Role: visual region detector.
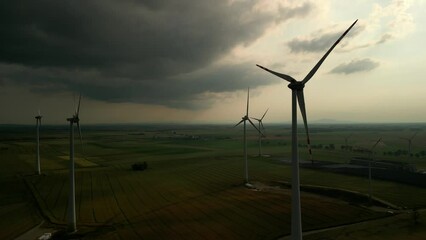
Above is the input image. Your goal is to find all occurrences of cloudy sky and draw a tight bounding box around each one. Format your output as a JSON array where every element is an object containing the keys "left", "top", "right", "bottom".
[{"left": 1, "top": 0, "right": 425, "bottom": 124}]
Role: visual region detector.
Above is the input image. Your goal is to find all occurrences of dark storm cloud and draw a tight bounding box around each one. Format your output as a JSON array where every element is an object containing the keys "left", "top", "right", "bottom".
[
  {"left": 329, "top": 58, "right": 379, "bottom": 75},
  {"left": 0, "top": 0, "right": 313, "bottom": 108}
]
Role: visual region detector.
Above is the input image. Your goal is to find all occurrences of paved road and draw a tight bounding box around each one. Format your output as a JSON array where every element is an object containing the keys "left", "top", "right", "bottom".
[{"left": 15, "top": 221, "right": 57, "bottom": 240}]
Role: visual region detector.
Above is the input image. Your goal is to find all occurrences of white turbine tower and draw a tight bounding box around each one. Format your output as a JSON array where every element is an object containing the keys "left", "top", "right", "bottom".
[
  {"left": 35, "top": 111, "right": 42, "bottom": 175},
  {"left": 234, "top": 88, "right": 263, "bottom": 186},
  {"left": 251, "top": 108, "right": 269, "bottom": 157},
  {"left": 400, "top": 132, "right": 418, "bottom": 159},
  {"left": 369, "top": 137, "right": 381, "bottom": 205},
  {"left": 256, "top": 20, "right": 358, "bottom": 240},
  {"left": 66, "top": 94, "right": 83, "bottom": 233}
]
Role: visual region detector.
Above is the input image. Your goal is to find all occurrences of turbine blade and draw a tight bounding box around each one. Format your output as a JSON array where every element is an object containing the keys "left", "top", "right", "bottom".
[
  {"left": 248, "top": 118, "right": 265, "bottom": 137},
  {"left": 234, "top": 119, "right": 244, "bottom": 128},
  {"left": 250, "top": 117, "right": 261, "bottom": 121},
  {"left": 76, "top": 122, "right": 83, "bottom": 146},
  {"left": 77, "top": 122, "right": 84, "bottom": 156},
  {"left": 302, "top": 19, "right": 358, "bottom": 84},
  {"left": 411, "top": 132, "right": 418, "bottom": 140},
  {"left": 371, "top": 137, "right": 381, "bottom": 150},
  {"left": 256, "top": 64, "right": 296, "bottom": 83},
  {"left": 296, "top": 89, "right": 312, "bottom": 161},
  {"left": 261, "top": 108, "right": 269, "bottom": 120},
  {"left": 246, "top": 88, "right": 249, "bottom": 116},
  {"left": 260, "top": 121, "right": 265, "bottom": 130},
  {"left": 73, "top": 93, "right": 76, "bottom": 114},
  {"left": 77, "top": 94, "right": 82, "bottom": 116}
]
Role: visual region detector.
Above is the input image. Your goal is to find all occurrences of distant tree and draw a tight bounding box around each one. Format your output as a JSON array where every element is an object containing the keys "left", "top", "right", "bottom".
[{"left": 132, "top": 162, "right": 148, "bottom": 171}]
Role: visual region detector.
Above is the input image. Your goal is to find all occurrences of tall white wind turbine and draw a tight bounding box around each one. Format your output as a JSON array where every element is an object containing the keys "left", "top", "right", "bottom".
[
  {"left": 256, "top": 20, "right": 358, "bottom": 240},
  {"left": 368, "top": 137, "right": 381, "bottom": 205},
  {"left": 66, "top": 94, "right": 83, "bottom": 233},
  {"left": 400, "top": 132, "right": 418, "bottom": 159},
  {"left": 35, "top": 110, "right": 42, "bottom": 175},
  {"left": 234, "top": 88, "right": 263, "bottom": 186},
  {"left": 251, "top": 108, "right": 269, "bottom": 157}
]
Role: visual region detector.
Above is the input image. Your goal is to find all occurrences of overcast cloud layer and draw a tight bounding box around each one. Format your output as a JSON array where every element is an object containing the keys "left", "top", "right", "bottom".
[{"left": 0, "top": 0, "right": 313, "bottom": 108}]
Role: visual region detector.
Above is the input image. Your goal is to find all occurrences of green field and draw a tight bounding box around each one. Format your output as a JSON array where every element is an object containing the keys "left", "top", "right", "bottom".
[{"left": 1, "top": 123, "right": 426, "bottom": 239}]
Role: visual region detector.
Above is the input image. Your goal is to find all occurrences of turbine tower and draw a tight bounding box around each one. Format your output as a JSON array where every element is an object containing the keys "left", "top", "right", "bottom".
[
  {"left": 256, "top": 20, "right": 358, "bottom": 240},
  {"left": 251, "top": 108, "right": 269, "bottom": 157},
  {"left": 35, "top": 111, "right": 42, "bottom": 175},
  {"left": 369, "top": 137, "right": 381, "bottom": 205},
  {"left": 400, "top": 132, "right": 418, "bottom": 159},
  {"left": 234, "top": 88, "right": 263, "bottom": 186},
  {"left": 66, "top": 94, "right": 83, "bottom": 233}
]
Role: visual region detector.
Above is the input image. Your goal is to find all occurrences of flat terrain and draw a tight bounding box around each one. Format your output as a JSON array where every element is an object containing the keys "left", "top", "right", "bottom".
[{"left": 1, "top": 123, "right": 426, "bottom": 239}]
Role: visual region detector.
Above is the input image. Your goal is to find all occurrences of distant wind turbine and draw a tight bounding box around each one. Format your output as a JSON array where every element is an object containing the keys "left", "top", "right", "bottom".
[
  {"left": 344, "top": 134, "right": 352, "bottom": 150},
  {"left": 35, "top": 110, "right": 42, "bottom": 175},
  {"left": 400, "top": 132, "right": 418, "bottom": 159},
  {"left": 251, "top": 108, "right": 269, "bottom": 157},
  {"left": 234, "top": 88, "right": 263, "bottom": 186},
  {"left": 256, "top": 19, "right": 358, "bottom": 240},
  {"left": 344, "top": 134, "right": 353, "bottom": 163},
  {"left": 368, "top": 137, "right": 381, "bottom": 205},
  {"left": 66, "top": 94, "right": 83, "bottom": 233}
]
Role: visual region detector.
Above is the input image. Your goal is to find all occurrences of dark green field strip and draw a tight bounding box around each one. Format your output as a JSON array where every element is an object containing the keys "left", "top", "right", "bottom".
[
  {"left": 121, "top": 173, "right": 179, "bottom": 213},
  {"left": 298, "top": 168, "right": 426, "bottom": 208},
  {"left": 219, "top": 193, "right": 288, "bottom": 239},
  {"left": 0, "top": 203, "right": 41, "bottom": 240},
  {"left": 215, "top": 189, "right": 284, "bottom": 234},
  {"left": 92, "top": 173, "right": 127, "bottom": 223},
  {"left": 77, "top": 172, "right": 97, "bottom": 223},
  {"left": 134, "top": 209, "right": 183, "bottom": 239},
  {"left": 138, "top": 196, "right": 238, "bottom": 239},
  {"left": 36, "top": 174, "right": 67, "bottom": 222},
  {"left": 163, "top": 199, "right": 225, "bottom": 239},
  {"left": 191, "top": 198, "right": 245, "bottom": 239},
  {"left": 194, "top": 191, "right": 271, "bottom": 239},
  {"left": 222, "top": 188, "right": 290, "bottom": 226},
  {"left": 106, "top": 174, "right": 142, "bottom": 221}
]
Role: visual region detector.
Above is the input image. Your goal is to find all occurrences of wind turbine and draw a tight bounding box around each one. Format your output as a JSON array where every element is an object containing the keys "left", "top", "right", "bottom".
[
  {"left": 234, "top": 88, "right": 263, "bottom": 186},
  {"left": 35, "top": 110, "right": 42, "bottom": 175},
  {"left": 66, "top": 94, "right": 83, "bottom": 233},
  {"left": 256, "top": 19, "right": 358, "bottom": 240},
  {"left": 368, "top": 137, "right": 381, "bottom": 205},
  {"left": 344, "top": 134, "right": 352, "bottom": 150},
  {"left": 400, "top": 132, "right": 418, "bottom": 159},
  {"left": 251, "top": 108, "right": 269, "bottom": 157},
  {"left": 344, "top": 134, "right": 353, "bottom": 163}
]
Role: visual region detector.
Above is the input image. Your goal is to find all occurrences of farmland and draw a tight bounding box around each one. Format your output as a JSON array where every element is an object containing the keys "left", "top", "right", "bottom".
[{"left": 1, "top": 123, "right": 426, "bottom": 239}]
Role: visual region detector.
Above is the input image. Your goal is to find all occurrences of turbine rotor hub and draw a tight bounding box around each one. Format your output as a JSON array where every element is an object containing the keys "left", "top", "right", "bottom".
[{"left": 287, "top": 81, "right": 305, "bottom": 90}]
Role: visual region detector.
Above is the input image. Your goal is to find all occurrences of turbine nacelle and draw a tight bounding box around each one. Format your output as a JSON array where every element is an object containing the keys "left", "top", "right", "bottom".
[
  {"left": 287, "top": 81, "right": 305, "bottom": 90},
  {"left": 67, "top": 116, "right": 79, "bottom": 123}
]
